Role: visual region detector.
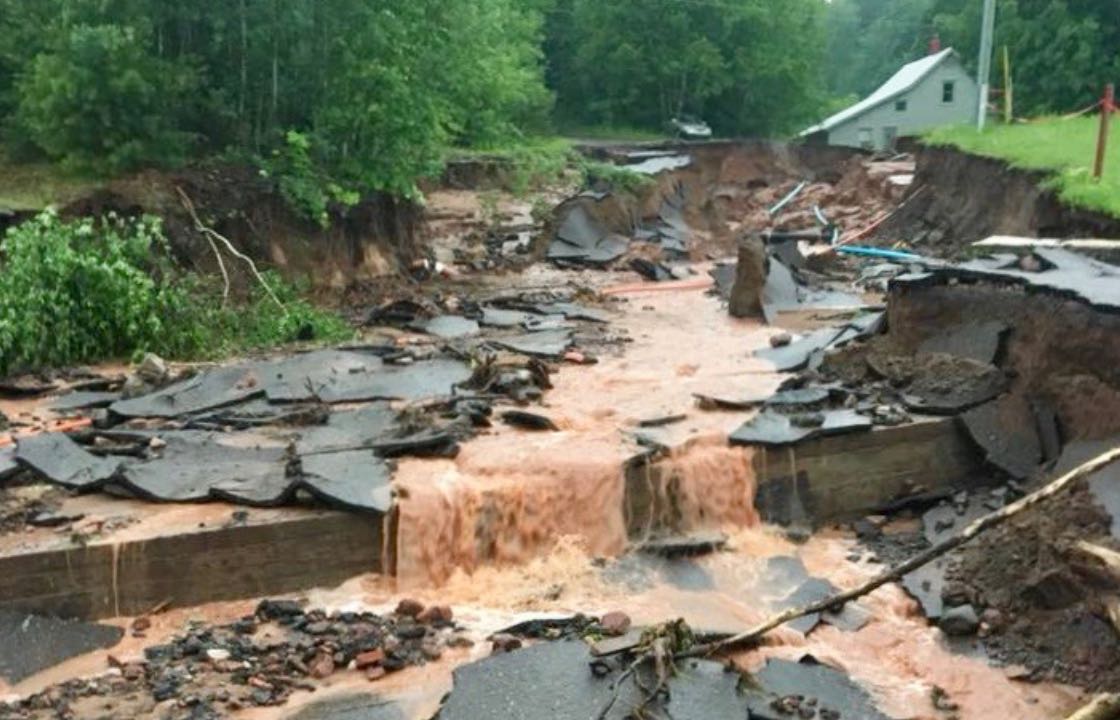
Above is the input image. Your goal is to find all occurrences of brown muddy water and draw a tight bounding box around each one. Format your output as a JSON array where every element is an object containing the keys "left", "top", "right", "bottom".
[{"left": 0, "top": 266, "right": 1092, "bottom": 719}]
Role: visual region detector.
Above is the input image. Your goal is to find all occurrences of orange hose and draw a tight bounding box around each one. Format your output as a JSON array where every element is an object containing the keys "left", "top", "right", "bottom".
[{"left": 601, "top": 277, "right": 714, "bottom": 296}]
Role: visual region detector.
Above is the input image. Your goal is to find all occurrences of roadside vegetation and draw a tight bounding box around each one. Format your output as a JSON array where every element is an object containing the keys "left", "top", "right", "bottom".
[
  {"left": 926, "top": 117, "right": 1120, "bottom": 217},
  {"left": 0, "top": 212, "right": 351, "bottom": 375}
]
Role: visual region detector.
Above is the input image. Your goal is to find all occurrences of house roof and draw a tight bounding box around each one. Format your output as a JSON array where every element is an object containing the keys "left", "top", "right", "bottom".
[{"left": 802, "top": 48, "right": 958, "bottom": 135}]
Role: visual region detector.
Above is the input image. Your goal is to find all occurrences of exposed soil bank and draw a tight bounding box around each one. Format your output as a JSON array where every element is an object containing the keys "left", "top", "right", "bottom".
[
  {"left": 60, "top": 164, "right": 424, "bottom": 290},
  {"left": 548, "top": 141, "right": 893, "bottom": 262},
  {"left": 878, "top": 145, "right": 1120, "bottom": 254}
]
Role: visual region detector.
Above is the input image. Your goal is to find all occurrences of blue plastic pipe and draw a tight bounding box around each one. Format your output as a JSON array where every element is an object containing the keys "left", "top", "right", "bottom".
[{"left": 836, "top": 245, "right": 924, "bottom": 262}]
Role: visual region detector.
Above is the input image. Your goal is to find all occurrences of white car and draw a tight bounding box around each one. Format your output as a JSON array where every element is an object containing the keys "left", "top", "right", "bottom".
[{"left": 669, "top": 117, "right": 713, "bottom": 140}]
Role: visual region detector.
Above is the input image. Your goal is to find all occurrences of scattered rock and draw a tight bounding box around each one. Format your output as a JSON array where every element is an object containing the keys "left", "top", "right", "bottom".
[
  {"left": 355, "top": 649, "right": 385, "bottom": 669},
  {"left": 599, "top": 611, "right": 631, "bottom": 637},
  {"left": 366, "top": 665, "right": 387, "bottom": 681},
  {"left": 308, "top": 653, "right": 335, "bottom": 679},
  {"left": 395, "top": 598, "right": 425, "bottom": 617},
  {"left": 136, "top": 353, "right": 170, "bottom": 385},
  {"left": 770, "top": 332, "right": 793, "bottom": 348},
  {"left": 417, "top": 604, "right": 454, "bottom": 625},
  {"left": 490, "top": 634, "right": 523, "bottom": 654},
  {"left": 939, "top": 604, "right": 980, "bottom": 636}
]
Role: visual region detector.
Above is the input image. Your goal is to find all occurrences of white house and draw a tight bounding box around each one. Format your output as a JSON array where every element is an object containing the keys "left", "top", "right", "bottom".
[{"left": 801, "top": 47, "right": 979, "bottom": 151}]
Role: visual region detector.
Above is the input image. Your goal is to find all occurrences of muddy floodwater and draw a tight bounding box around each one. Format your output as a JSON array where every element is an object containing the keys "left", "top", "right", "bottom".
[{"left": 1, "top": 270, "right": 1085, "bottom": 720}]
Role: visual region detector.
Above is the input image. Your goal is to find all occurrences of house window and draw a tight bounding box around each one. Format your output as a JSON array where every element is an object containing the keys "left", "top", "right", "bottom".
[
  {"left": 857, "top": 128, "right": 873, "bottom": 150},
  {"left": 942, "top": 81, "right": 955, "bottom": 103},
  {"left": 895, "top": 99, "right": 908, "bottom": 112}
]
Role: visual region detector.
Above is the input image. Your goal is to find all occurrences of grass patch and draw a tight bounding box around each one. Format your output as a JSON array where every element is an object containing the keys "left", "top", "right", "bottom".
[
  {"left": 925, "top": 117, "right": 1120, "bottom": 218},
  {"left": 0, "top": 150, "right": 104, "bottom": 211},
  {"left": 0, "top": 211, "right": 353, "bottom": 374}
]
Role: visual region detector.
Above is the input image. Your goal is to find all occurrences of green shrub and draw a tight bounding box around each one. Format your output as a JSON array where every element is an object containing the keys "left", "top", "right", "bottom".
[
  {"left": 260, "top": 131, "right": 358, "bottom": 228},
  {"left": 0, "top": 211, "right": 353, "bottom": 374}
]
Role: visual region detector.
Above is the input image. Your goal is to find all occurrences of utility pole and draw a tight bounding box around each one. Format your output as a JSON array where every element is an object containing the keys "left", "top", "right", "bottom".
[{"left": 976, "top": 0, "right": 997, "bottom": 130}]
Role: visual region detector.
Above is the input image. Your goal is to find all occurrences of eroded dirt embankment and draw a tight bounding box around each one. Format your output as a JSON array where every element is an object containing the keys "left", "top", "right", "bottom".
[
  {"left": 60, "top": 165, "right": 425, "bottom": 290},
  {"left": 878, "top": 145, "right": 1120, "bottom": 254}
]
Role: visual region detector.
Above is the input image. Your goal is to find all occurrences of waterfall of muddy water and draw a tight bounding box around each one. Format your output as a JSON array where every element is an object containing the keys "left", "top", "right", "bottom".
[{"left": 393, "top": 279, "right": 779, "bottom": 584}]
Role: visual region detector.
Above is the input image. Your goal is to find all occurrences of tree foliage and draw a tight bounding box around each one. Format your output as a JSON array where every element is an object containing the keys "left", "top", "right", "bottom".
[
  {"left": 545, "top": 0, "right": 825, "bottom": 137},
  {"left": 0, "top": 0, "right": 552, "bottom": 193}
]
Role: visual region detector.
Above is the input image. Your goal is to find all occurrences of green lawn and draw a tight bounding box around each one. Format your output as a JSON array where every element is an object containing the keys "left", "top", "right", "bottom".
[{"left": 925, "top": 116, "right": 1120, "bottom": 218}]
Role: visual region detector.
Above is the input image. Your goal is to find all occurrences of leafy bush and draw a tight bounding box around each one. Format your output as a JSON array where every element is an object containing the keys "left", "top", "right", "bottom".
[
  {"left": 0, "top": 211, "right": 352, "bottom": 374},
  {"left": 259, "top": 131, "right": 358, "bottom": 228}
]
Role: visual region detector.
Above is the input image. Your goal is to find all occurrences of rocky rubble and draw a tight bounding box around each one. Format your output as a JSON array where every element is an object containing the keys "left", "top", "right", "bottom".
[{"left": 0, "top": 599, "right": 467, "bottom": 720}]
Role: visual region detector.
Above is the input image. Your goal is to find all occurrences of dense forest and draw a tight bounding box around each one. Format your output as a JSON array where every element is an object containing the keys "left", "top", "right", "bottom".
[{"left": 0, "top": 0, "right": 1116, "bottom": 195}]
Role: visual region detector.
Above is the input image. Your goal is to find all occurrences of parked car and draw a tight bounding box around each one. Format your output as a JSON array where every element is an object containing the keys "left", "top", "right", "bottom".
[{"left": 668, "top": 116, "right": 713, "bottom": 140}]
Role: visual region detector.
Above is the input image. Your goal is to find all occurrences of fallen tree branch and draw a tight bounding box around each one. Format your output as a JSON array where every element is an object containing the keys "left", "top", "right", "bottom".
[
  {"left": 1065, "top": 694, "right": 1120, "bottom": 720},
  {"left": 680, "top": 446, "right": 1120, "bottom": 659},
  {"left": 175, "top": 185, "right": 286, "bottom": 311},
  {"left": 1073, "top": 541, "right": 1120, "bottom": 581}
]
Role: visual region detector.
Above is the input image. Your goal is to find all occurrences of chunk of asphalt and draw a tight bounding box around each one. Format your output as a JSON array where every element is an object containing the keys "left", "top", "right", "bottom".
[
  {"left": 491, "top": 330, "right": 572, "bottom": 358},
  {"left": 744, "top": 657, "right": 890, "bottom": 720},
  {"left": 266, "top": 356, "right": 471, "bottom": 404},
  {"left": 753, "top": 327, "right": 846, "bottom": 372},
  {"left": 0, "top": 447, "right": 19, "bottom": 483},
  {"left": 960, "top": 396, "right": 1043, "bottom": 480},
  {"left": 118, "top": 431, "right": 292, "bottom": 505},
  {"left": 730, "top": 409, "right": 871, "bottom": 447},
  {"left": 0, "top": 611, "right": 124, "bottom": 683},
  {"left": 501, "top": 411, "right": 559, "bottom": 432},
  {"left": 479, "top": 306, "right": 535, "bottom": 329},
  {"left": 918, "top": 321, "right": 1008, "bottom": 364},
  {"left": 112, "top": 351, "right": 471, "bottom": 418},
  {"left": 765, "top": 387, "right": 830, "bottom": 407},
  {"left": 437, "top": 639, "right": 748, "bottom": 720},
  {"left": 531, "top": 302, "right": 610, "bottom": 324},
  {"left": 110, "top": 364, "right": 266, "bottom": 418},
  {"left": 50, "top": 391, "right": 121, "bottom": 411},
  {"left": 418, "top": 315, "right": 480, "bottom": 339},
  {"left": 708, "top": 263, "right": 736, "bottom": 301},
  {"left": 298, "top": 450, "right": 394, "bottom": 513},
  {"left": 778, "top": 577, "right": 837, "bottom": 634},
  {"left": 15, "top": 433, "right": 120, "bottom": 490}
]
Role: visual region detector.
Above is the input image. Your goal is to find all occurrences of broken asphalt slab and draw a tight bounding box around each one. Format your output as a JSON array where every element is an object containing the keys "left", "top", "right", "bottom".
[
  {"left": 437, "top": 639, "right": 749, "bottom": 720},
  {"left": 0, "top": 611, "right": 124, "bottom": 683},
  {"left": 895, "top": 248, "right": 1120, "bottom": 312},
  {"left": 110, "top": 351, "right": 471, "bottom": 418},
  {"left": 918, "top": 321, "right": 1008, "bottom": 364},
  {"left": 752, "top": 313, "right": 884, "bottom": 372},
  {"left": 960, "top": 396, "right": 1043, "bottom": 480},
  {"left": 491, "top": 330, "right": 572, "bottom": 358},
  {"left": 744, "top": 657, "right": 890, "bottom": 720},
  {"left": 15, "top": 433, "right": 120, "bottom": 490},
  {"left": 730, "top": 409, "right": 871, "bottom": 447}
]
